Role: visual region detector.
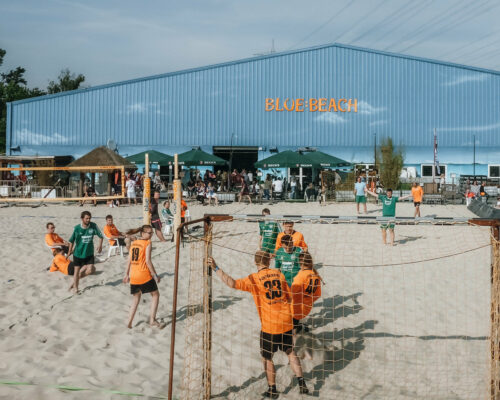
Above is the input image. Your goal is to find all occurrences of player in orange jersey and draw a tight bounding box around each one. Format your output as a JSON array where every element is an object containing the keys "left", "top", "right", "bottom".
[
  {"left": 275, "top": 221, "right": 307, "bottom": 253},
  {"left": 49, "top": 247, "right": 94, "bottom": 291},
  {"left": 208, "top": 251, "right": 308, "bottom": 398},
  {"left": 291, "top": 252, "right": 322, "bottom": 335},
  {"left": 123, "top": 225, "right": 162, "bottom": 329}
]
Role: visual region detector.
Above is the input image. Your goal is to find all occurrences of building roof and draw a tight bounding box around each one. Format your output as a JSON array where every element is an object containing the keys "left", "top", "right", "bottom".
[
  {"left": 68, "top": 146, "right": 136, "bottom": 169},
  {"left": 10, "top": 42, "right": 500, "bottom": 106}
]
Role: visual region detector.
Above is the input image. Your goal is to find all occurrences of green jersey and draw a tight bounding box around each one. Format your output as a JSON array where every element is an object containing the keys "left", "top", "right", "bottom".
[
  {"left": 259, "top": 221, "right": 281, "bottom": 253},
  {"left": 274, "top": 246, "right": 302, "bottom": 287},
  {"left": 378, "top": 194, "right": 399, "bottom": 217},
  {"left": 69, "top": 222, "right": 103, "bottom": 258}
]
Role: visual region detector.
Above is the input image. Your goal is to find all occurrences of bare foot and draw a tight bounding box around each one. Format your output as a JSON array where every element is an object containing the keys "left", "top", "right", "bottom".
[
  {"left": 127, "top": 322, "right": 133, "bottom": 329},
  {"left": 150, "top": 320, "right": 166, "bottom": 329},
  {"left": 68, "top": 283, "right": 74, "bottom": 291}
]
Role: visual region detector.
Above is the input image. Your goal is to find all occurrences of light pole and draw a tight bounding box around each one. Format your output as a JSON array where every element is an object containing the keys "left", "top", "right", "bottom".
[
  {"left": 228, "top": 133, "right": 236, "bottom": 190},
  {"left": 473, "top": 134, "right": 476, "bottom": 177}
]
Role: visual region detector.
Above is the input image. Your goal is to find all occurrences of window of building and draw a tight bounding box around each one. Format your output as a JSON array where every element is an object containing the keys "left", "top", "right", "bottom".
[
  {"left": 489, "top": 165, "right": 500, "bottom": 178},
  {"left": 421, "top": 164, "right": 446, "bottom": 177}
]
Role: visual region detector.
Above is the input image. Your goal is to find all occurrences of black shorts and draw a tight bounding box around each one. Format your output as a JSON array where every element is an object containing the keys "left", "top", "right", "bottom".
[
  {"left": 111, "top": 238, "right": 127, "bottom": 246},
  {"left": 67, "top": 262, "right": 75, "bottom": 276},
  {"left": 73, "top": 255, "right": 95, "bottom": 267},
  {"left": 151, "top": 218, "right": 162, "bottom": 230},
  {"left": 260, "top": 330, "right": 293, "bottom": 360},
  {"left": 414, "top": 201, "right": 421, "bottom": 207},
  {"left": 130, "top": 278, "right": 158, "bottom": 295}
]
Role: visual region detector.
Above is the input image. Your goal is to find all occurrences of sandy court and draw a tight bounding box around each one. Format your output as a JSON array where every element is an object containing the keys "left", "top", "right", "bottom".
[{"left": 0, "top": 200, "right": 493, "bottom": 399}]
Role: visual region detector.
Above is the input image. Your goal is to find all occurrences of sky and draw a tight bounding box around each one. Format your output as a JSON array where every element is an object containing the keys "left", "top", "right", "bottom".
[{"left": 1, "top": 0, "right": 500, "bottom": 89}]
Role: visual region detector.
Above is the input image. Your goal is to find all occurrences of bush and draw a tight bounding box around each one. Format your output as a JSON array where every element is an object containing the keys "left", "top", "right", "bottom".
[{"left": 377, "top": 137, "right": 404, "bottom": 190}]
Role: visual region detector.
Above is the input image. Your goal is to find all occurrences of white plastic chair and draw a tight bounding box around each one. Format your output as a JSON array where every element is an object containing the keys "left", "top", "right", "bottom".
[
  {"left": 105, "top": 234, "right": 124, "bottom": 258},
  {"left": 161, "top": 212, "right": 174, "bottom": 237}
]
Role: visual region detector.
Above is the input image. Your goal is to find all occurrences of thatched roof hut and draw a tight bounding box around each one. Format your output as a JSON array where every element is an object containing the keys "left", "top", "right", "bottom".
[
  {"left": 68, "top": 147, "right": 136, "bottom": 196},
  {"left": 68, "top": 146, "right": 136, "bottom": 169}
]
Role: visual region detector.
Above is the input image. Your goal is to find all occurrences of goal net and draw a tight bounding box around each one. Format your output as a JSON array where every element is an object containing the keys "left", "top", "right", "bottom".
[{"left": 179, "top": 215, "right": 498, "bottom": 400}]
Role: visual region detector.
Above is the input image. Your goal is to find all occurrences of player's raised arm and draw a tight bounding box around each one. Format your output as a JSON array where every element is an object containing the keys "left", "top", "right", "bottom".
[
  {"left": 366, "top": 189, "right": 378, "bottom": 198},
  {"left": 208, "top": 257, "right": 236, "bottom": 288}
]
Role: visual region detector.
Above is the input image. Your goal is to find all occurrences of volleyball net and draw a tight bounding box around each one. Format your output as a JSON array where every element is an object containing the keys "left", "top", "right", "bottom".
[
  {"left": 173, "top": 214, "right": 500, "bottom": 400},
  {"left": 0, "top": 165, "right": 126, "bottom": 203}
]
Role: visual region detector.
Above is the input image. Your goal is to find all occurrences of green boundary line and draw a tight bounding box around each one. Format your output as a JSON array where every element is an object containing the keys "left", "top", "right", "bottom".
[{"left": 0, "top": 380, "right": 168, "bottom": 399}]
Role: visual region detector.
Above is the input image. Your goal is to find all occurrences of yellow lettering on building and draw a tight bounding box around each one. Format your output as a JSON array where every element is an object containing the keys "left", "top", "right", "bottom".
[
  {"left": 295, "top": 98, "right": 304, "bottom": 112},
  {"left": 275, "top": 98, "right": 284, "bottom": 112},
  {"left": 318, "top": 98, "right": 327, "bottom": 112},
  {"left": 348, "top": 98, "right": 357, "bottom": 113},
  {"left": 338, "top": 99, "right": 347, "bottom": 112},
  {"left": 283, "top": 98, "right": 295, "bottom": 111},
  {"left": 265, "top": 98, "right": 275, "bottom": 111},
  {"left": 328, "top": 98, "right": 338, "bottom": 112},
  {"left": 309, "top": 98, "right": 318, "bottom": 112}
]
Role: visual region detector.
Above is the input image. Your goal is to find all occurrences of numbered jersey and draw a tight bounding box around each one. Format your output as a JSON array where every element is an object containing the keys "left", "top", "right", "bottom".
[
  {"left": 291, "top": 269, "right": 322, "bottom": 320},
  {"left": 235, "top": 268, "right": 293, "bottom": 335},
  {"left": 129, "top": 239, "right": 152, "bottom": 285}
]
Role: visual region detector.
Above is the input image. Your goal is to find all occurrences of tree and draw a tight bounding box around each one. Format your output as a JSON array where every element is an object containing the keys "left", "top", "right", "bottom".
[
  {"left": 47, "top": 68, "right": 85, "bottom": 94},
  {"left": 376, "top": 137, "right": 404, "bottom": 190}
]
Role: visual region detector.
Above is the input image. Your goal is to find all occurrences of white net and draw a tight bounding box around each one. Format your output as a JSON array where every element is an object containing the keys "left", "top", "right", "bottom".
[{"left": 181, "top": 216, "right": 494, "bottom": 399}]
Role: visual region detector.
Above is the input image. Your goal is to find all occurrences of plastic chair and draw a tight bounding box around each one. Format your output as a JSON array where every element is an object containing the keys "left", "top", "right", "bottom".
[
  {"left": 105, "top": 234, "right": 124, "bottom": 257},
  {"left": 161, "top": 212, "right": 174, "bottom": 237}
]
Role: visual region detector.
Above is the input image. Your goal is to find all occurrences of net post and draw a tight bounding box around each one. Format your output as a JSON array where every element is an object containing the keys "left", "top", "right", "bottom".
[
  {"left": 143, "top": 153, "right": 151, "bottom": 225},
  {"left": 203, "top": 216, "right": 213, "bottom": 400},
  {"left": 491, "top": 223, "right": 500, "bottom": 400}
]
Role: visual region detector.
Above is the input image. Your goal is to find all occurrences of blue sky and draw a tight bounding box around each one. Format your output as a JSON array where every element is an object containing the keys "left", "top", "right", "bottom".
[{"left": 1, "top": 0, "right": 500, "bottom": 89}]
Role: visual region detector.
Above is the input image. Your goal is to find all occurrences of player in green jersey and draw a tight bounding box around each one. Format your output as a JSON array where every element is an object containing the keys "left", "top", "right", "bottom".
[
  {"left": 274, "top": 235, "right": 302, "bottom": 287},
  {"left": 259, "top": 208, "right": 281, "bottom": 253}
]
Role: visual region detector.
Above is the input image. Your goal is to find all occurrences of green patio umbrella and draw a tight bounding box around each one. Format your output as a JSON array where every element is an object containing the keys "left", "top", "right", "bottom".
[
  {"left": 303, "top": 151, "right": 352, "bottom": 168},
  {"left": 169, "top": 148, "right": 227, "bottom": 166},
  {"left": 254, "top": 150, "right": 320, "bottom": 169},
  {"left": 126, "top": 150, "right": 173, "bottom": 166}
]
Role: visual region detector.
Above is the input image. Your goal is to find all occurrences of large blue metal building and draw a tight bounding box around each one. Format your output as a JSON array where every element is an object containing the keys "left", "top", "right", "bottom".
[{"left": 6, "top": 43, "right": 500, "bottom": 178}]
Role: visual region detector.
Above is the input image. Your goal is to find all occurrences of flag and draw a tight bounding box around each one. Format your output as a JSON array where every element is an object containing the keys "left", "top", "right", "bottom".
[{"left": 433, "top": 131, "right": 440, "bottom": 175}]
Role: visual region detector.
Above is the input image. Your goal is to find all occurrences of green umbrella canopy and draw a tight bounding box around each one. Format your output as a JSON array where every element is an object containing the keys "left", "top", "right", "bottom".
[
  {"left": 304, "top": 151, "right": 352, "bottom": 168},
  {"left": 169, "top": 148, "right": 227, "bottom": 166},
  {"left": 254, "top": 150, "right": 320, "bottom": 169},
  {"left": 126, "top": 150, "right": 174, "bottom": 166}
]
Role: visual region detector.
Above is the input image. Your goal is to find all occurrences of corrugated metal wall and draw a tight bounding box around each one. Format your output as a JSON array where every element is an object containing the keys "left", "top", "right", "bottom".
[{"left": 7, "top": 43, "right": 500, "bottom": 159}]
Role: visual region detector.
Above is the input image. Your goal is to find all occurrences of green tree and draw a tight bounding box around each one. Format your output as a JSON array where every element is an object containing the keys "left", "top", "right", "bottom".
[
  {"left": 47, "top": 68, "right": 85, "bottom": 94},
  {"left": 376, "top": 137, "right": 404, "bottom": 190}
]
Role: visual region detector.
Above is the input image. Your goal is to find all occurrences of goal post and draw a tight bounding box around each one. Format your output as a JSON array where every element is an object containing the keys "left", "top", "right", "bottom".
[
  {"left": 0, "top": 165, "right": 126, "bottom": 202},
  {"left": 170, "top": 214, "right": 500, "bottom": 400}
]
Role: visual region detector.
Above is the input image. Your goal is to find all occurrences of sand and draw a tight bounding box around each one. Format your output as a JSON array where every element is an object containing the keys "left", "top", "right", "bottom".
[{"left": 0, "top": 199, "right": 492, "bottom": 399}]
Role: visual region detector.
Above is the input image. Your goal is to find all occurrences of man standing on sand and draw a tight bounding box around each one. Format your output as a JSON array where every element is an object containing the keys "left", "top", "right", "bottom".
[
  {"left": 354, "top": 176, "right": 367, "bottom": 214},
  {"left": 411, "top": 182, "right": 424, "bottom": 218},
  {"left": 259, "top": 208, "right": 281, "bottom": 253},
  {"left": 208, "top": 252, "right": 308, "bottom": 398},
  {"left": 275, "top": 235, "right": 303, "bottom": 287},
  {"left": 366, "top": 188, "right": 411, "bottom": 246},
  {"left": 67, "top": 211, "right": 103, "bottom": 293},
  {"left": 275, "top": 221, "right": 307, "bottom": 252}
]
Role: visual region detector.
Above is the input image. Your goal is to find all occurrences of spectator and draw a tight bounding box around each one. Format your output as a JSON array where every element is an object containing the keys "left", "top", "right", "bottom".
[
  {"left": 206, "top": 182, "right": 219, "bottom": 206},
  {"left": 238, "top": 179, "right": 252, "bottom": 204},
  {"left": 149, "top": 190, "right": 167, "bottom": 242},
  {"left": 196, "top": 182, "right": 206, "bottom": 205},
  {"left": 45, "top": 222, "right": 70, "bottom": 254},
  {"left": 263, "top": 175, "right": 273, "bottom": 201},
  {"left": 273, "top": 177, "right": 283, "bottom": 199},
  {"left": 290, "top": 177, "right": 297, "bottom": 199},
  {"left": 153, "top": 171, "right": 162, "bottom": 191},
  {"left": 126, "top": 175, "right": 137, "bottom": 205}
]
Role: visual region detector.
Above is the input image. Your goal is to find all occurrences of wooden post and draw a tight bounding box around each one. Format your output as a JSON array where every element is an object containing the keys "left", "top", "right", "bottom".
[
  {"left": 203, "top": 217, "right": 213, "bottom": 400},
  {"left": 143, "top": 153, "right": 151, "bottom": 225},
  {"left": 173, "top": 155, "right": 182, "bottom": 243},
  {"left": 491, "top": 224, "right": 500, "bottom": 399}
]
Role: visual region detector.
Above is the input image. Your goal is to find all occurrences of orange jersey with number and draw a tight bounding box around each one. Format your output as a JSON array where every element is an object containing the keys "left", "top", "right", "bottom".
[
  {"left": 49, "top": 254, "right": 71, "bottom": 275},
  {"left": 234, "top": 268, "right": 293, "bottom": 334},
  {"left": 291, "top": 269, "right": 322, "bottom": 320},
  {"left": 275, "top": 231, "right": 308, "bottom": 252},
  {"left": 181, "top": 200, "right": 187, "bottom": 218},
  {"left": 129, "top": 239, "right": 152, "bottom": 285}
]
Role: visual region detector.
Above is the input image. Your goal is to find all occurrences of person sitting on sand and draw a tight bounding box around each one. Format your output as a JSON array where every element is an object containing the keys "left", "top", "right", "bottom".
[
  {"left": 49, "top": 247, "right": 94, "bottom": 291},
  {"left": 123, "top": 225, "right": 163, "bottom": 329},
  {"left": 45, "top": 222, "right": 70, "bottom": 254}
]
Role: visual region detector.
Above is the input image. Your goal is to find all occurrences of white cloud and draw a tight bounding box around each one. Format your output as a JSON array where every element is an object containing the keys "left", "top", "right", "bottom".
[
  {"left": 370, "top": 119, "right": 387, "bottom": 127},
  {"left": 16, "top": 129, "right": 70, "bottom": 146},
  {"left": 126, "top": 102, "right": 147, "bottom": 113},
  {"left": 315, "top": 113, "right": 346, "bottom": 124},
  {"left": 438, "top": 122, "right": 500, "bottom": 132},
  {"left": 444, "top": 74, "right": 488, "bottom": 86},
  {"left": 357, "top": 101, "right": 386, "bottom": 115}
]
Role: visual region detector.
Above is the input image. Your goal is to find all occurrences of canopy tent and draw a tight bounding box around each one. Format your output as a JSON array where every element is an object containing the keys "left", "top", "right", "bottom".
[
  {"left": 126, "top": 150, "right": 173, "bottom": 166},
  {"left": 169, "top": 148, "right": 227, "bottom": 167},
  {"left": 302, "top": 151, "right": 352, "bottom": 168},
  {"left": 254, "top": 150, "right": 320, "bottom": 169}
]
